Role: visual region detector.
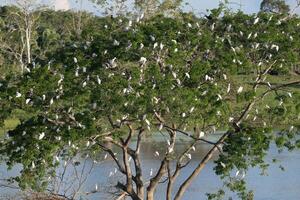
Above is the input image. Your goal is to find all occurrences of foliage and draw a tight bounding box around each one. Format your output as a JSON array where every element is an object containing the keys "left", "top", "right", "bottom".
[{"left": 0, "top": 5, "right": 300, "bottom": 200}]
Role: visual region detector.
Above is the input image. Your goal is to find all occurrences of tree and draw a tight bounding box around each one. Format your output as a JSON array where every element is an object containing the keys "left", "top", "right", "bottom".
[
  {"left": 0, "top": 1, "right": 45, "bottom": 74},
  {"left": 1, "top": 8, "right": 300, "bottom": 200},
  {"left": 260, "top": 0, "right": 290, "bottom": 14}
]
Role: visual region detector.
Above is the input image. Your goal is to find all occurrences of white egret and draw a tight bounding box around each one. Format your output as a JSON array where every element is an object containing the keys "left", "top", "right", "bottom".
[
  {"left": 237, "top": 86, "right": 243, "bottom": 94},
  {"left": 155, "top": 151, "right": 160, "bottom": 157},
  {"left": 16, "top": 92, "right": 22, "bottom": 98},
  {"left": 25, "top": 99, "right": 31, "bottom": 104},
  {"left": 38, "top": 132, "right": 45, "bottom": 140},
  {"left": 253, "top": 17, "right": 259, "bottom": 25},
  {"left": 186, "top": 153, "right": 192, "bottom": 160}
]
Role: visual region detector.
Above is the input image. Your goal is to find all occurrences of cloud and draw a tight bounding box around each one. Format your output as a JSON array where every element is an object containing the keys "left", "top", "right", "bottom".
[{"left": 54, "top": 0, "right": 70, "bottom": 10}]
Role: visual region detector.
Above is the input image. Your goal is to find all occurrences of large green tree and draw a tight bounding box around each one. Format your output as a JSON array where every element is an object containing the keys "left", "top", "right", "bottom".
[{"left": 1, "top": 6, "right": 300, "bottom": 200}]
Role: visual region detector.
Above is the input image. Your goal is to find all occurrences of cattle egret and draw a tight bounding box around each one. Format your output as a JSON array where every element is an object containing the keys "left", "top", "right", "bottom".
[
  {"left": 168, "top": 147, "right": 174, "bottom": 153},
  {"left": 160, "top": 43, "right": 164, "bottom": 50},
  {"left": 227, "top": 83, "right": 231, "bottom": 93},
  {"left": 186, "top": 153, "right": 192, "bottom": 160},
  {"left": 73, "top": 57, "right": 78, "bottom": 63},
  {"left": 104, "top": 154, "right": 108, "bottom": 160},
  {"left": 32, "top": 162, "right": 35, "bottom": 169},
  {"left": 189, "top": 107, "right": 195, "bottom": 113},
  {"left": 185, "top": 72, "right": 190, "bottom": 79},
  {"left": 139, "top": 43, "right": 144, "bottom": 49},
  {"left": 229, "top": 117, "right": 234, "bottom": 122},
  {"left": 38, "top": 132, "right": 45, "bottom": 140},
  {"left": 150, "top": 35, "right": 155, "bottom": 41},
  {"left": 82, "top": 81, "right": 87, "bottom": 88},
  {"left": 167, "top": 140, "right": 171, "bottom": 146},
  {"left": 145, "top": 119, "right": 150, "bottom": 126},
  {"left": 199, "top": 131, "right": 205, "bottom": 138},
  {"left": 247, "top": 32, "right": 252, "bottom": 39},
  {"left": 237, "top": 86, "right": 243, "bottom": 94},
  {"left": 220, "top": 162, "right": 226, "bottom": 168},
  {"left": 191, "top": 146, "right": 196, "bottom": 151},
  {"left": 150, "top": 168, "right": 153, "bottom": 176},
  {"left": 253, "top": 17, "right": 259, "bottom": 25},
  {"left": 86, "top": 141, "right": 90, "bottom": 147},
  {"left": 155, "top": 151, "right": 160, "bottom": 157},
  {"left": 95, "top": 183, "right": 98, "bottom": 191},
  {"left": 271, "top": 44, "right": 279, "bottom": 51},
  {"left": 159, "top": 123, "right": 163, "bottom": 131},
  {"left": 97, "top": 75, "right": 101, "bottom": 85},
  {"left": 153, "top": 42, "right": 158, "bottom": 49},
  {"left": 139, "top": 57, "right": 147, "bottom": 65},
  {"left": 25, "top": 99, "right": 31, "bottom": 104},
  {"left": 16, "top": 92, "right": 22, "bottom": 98},
  {"left": 113, "top": 40, "right": 120, "bottom": 46}
]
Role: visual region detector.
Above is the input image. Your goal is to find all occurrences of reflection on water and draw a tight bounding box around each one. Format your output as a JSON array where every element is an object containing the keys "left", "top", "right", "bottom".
[{"left": 1, "top": 135, "right": 300, "bottom": 200}]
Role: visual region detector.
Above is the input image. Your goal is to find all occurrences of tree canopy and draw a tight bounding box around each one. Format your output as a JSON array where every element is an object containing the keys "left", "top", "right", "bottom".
[{"left": 0, "top": 4, "right": 300, "bottom": 200}]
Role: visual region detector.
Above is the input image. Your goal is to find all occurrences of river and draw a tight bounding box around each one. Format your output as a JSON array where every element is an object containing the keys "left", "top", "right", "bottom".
[{"left": 1, "top": 134, "right": 300, "bottom": 200}]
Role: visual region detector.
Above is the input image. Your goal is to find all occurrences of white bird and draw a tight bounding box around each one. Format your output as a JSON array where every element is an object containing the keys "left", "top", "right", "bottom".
[
  {"left": 227, "top": 83, "right": 231, "bottom": 93},
  {"left": 160, "top": 43, "right": 164, "bottom": 50},
  {"left": 139, "top": 43, "right": 144, "bottom": 49},
  {"left": 154, "top": 151, "right": 160, "bottom": 157},
  {"left": 220, "top": 162, "right": 226, "bottom": 168},
  {"left": 237, "top": 86, "right": 243, "bottom": 94},
  {"left": 38, "top": 132, "right": 45, "bottom": 140},
  {"left": 186, "top": 153, "right": 192, "bottom": 160},
  {"left": 253, "top": 17, "right": 259, "bottom": 25},
  {"left": 73, "top": 57, "right": 78, "bottom": 63},
  {"left": 25, "top": 98, "right": 31, "bottom": 104},
  {"left": 167, "top": 140, "right": 171, "bottom": 146},
  {"left": 50, "top": 98, "right": 54, "bottom": 105},
  {"left": 247, "top": 32, "right": 252, "bottom": 39},
  {"left": 31, "top": 162, "right": 35, "bottom": 169},
  {"left": 96, "top": 75, "right": 101, "bottom": 85},
  {"left": 199, "top": 131, "right": 205, "bottom": 138},
  {"left": 95, "top": 183, "right": 98, "bottom": 191},
  {"left": 16, "top": 92, "right": 22, "bottom": 98},
  {"left": 185, "top": 72, "right": 190, "bottom": 79},
  {"left": 271, "top": 44, "right": 279, "bottom": 52},
  {"left": 104, "top": 153, "right": 108, "bottom": 160},
  {"left": 223, "top": 74, "right": 227, "bottom": 80},
  {"left": 153, "top": 42, "right": 158, "bottom": 49},
  {"left": 86, "top": 141, "right": 90, "bottom": 147},
  {"left": 113, "top": 40, "right": 120, "bottom": 46},
  {"left": 82, "top": 81, "right": 87, "bottom": 88},
  {"left": 229, "top": 117, "right": 234, "bottom": 122},
  {"left": 158, "top": 123, "right": 163, "bottom": 131},
  {"left": 139, "top": 57, "right": 147, "bottom": 65},
  {"left": 150, "top": 35, "right": 155, "bottom": 41},
  {"left": 150, "top": 168, "right": 153, "bottom": 176},
  {"left": 189, "top": 107, "right": 195, "bottom": 113},
  {"left": 191, "top": 146, "right": 196, "bottom": 151},
  {"left": 287, "top": 92, "right": 292, "bottom": 98}
]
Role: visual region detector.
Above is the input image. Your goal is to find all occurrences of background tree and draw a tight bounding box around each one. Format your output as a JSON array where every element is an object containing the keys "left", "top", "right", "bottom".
[{"left": 260, "top": 0, "right": 290, "bottom": 14}]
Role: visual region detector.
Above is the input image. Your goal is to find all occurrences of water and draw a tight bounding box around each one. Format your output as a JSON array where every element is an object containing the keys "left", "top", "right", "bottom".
[{"left": 1, "top": 135, "right": 300, "bottom": 200}]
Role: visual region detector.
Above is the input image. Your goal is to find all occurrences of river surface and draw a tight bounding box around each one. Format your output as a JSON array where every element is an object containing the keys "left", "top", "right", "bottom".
[{"left": 1, "top": 134, "right": 300, "bottom": 200}]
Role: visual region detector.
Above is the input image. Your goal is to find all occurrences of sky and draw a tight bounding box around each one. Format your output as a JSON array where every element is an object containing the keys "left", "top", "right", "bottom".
[{"left": 0, "top": 0, "right": 299, "bottom": 15}]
